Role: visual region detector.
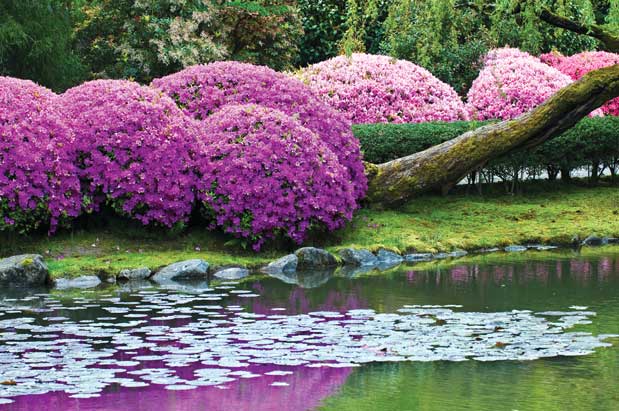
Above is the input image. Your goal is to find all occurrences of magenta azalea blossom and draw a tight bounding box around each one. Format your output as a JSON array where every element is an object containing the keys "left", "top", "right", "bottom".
[
  {"left": 0, "top": 77, "right": 82, "bottom": 233},
  {"left": 58, "top": 80, "right": 200, "bottom": 228},
  {"left": 196, "top": 104, "right": 358, "bottom": 250},
  {"left": 152, "top": 61, "right": 367, "bottom": 201},
  {"left": 296, "top": 53, "right": 468, "bottom": 124},
  {"left": 541, "top": 50, "right": 619, "bottom": 116},
  {"left": 466, "top": 48, "right": 575, "bottom": 120}
]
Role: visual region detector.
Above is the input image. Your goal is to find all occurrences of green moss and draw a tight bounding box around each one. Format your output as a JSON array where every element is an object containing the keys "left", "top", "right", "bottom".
[
  {"left": 1, "top": 183, "right": 617, "bottom": 280},
  {"left": 20, "top": 258, "right": 34, "bottom": 267}
]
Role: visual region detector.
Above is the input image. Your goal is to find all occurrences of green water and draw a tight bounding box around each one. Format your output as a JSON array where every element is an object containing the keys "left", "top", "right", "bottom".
[
  {"left": 312, "top": 251, "right": 619, "bottom": 411},
  {"left": 244, "top": 249, "right": 619, "bottom": 411}
]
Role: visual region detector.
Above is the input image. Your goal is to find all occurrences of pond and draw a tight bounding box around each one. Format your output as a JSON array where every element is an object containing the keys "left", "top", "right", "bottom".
[{"left": 0, "top": 249, "right": 618, "bottom": 411}]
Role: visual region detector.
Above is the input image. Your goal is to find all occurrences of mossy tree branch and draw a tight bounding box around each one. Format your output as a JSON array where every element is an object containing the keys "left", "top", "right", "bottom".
[
  {"left": 366, "top": 65, "right": 619, "bottom": 206},
  {"left": 539, "top": 7, "right": 619, "bottom": 52}
]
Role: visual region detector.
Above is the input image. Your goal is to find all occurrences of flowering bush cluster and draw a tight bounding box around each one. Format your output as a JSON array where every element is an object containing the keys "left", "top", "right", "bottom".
[
  {"left": 540, "top": 51, "right": 619, "bottom": 116},
  {"left": 466, "top": 48, "right": 574, "bottom": 120},
  {"left": 152, "top": 61, "right": 367, "bottom": 200},
  {"left": 0, "top": 77, "right": 81, "bottom": 233},
  {"left": 295, "top": 53, "right": 469, "bottom": 124},
  {"left": 59, "top": 80, "right": 199, "bottom": 228},
  {"left": 196, "top": 104, "right": 357, "bottom": 250}
]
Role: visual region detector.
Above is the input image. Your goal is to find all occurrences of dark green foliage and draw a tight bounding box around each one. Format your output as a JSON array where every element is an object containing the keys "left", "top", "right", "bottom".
[
  {"left": 354, "top": 117, "right": 619, "bottom": 183},
  {"left": 0, "top": 0, "right": 86, "bottom": 91},
  {"left": 296, "top": 0, "right": 347, "bottom": 66}
]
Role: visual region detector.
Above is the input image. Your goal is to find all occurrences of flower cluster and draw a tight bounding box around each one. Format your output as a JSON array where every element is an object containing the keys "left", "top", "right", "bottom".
[
  {"left": 59, "top": 80, "right": 200, "bottom": 227},
  {"left": 295, "top": 53, "right": 469, "bottom": 124},
  {"left": 541, "top": 51, "right": 619, "bottom": 116},
  {"left": 466, "top": 48, "right": 574, "bottom": 120},
  {"left": 0, "top": 77, "right": 81, "bottom": 233},
  {"left": 152, "top": 61, "right": 367, "bottom": 200},
  {"left": 196, "top": 104, "right": 358, "bottom": 250}
]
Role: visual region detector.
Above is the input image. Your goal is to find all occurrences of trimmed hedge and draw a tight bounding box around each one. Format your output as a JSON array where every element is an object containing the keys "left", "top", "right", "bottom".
[
  {"left": 354, "top": 117, "right": 619, "bottom": 182},
  {"left": 353, "top": 121, "right": 488, "bottom": 164}
]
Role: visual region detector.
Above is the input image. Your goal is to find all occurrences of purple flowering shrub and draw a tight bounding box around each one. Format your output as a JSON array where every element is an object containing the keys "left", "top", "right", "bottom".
[
  {"left": 196, "top": 104, "right": 358, "bottom": 250},
  {"left": 151, "top": 61, "right": 367, "bottom": 201},
  {"left": 296, "top": 53, "right": 468, "bottom": 124},
  {"left": 0, "top": 77, "right": 82, "bottom": 233},
  {"left": 466, "top": 48, "right": 574, "bottom": 120},
  {"left": 59, "top": 80, "right": 199, "bottom": 228}
]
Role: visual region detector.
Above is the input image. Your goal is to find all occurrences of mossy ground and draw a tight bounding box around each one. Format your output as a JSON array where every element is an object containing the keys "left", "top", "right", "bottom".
[{"left": 1, "top": 182, "right": 617, "bottom": 279}]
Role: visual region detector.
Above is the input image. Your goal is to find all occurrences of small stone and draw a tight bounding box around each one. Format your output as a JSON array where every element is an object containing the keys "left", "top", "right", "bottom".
[
  {"left": 338, "top": 249, "right": 378, "bottom": 266},
  {"left": 0, "top": 254, "right": 49, "bottom": 286},
  {"left": 118, "top": 267, "right": 151, "bottom": 281},
  {"left": 54, "top": 275, "right": 102, "bottom": 290},
  {"left": 504, "top": 245, "right": 528, "bottom": 252},
  {"left": 449, "top": 249, "right": 468, "bottom": 258},
  {"left": 582, "top": 236, "right": 605, "bottom": 246},
  {"left": 151, "top": 260, "right": 209, "bottom": 282},
  {"left": 404, "top": 253, "right": 433, "bottom": 262},
  {"left": 432, "top": 253, "right": 450, "bottom": 259},
  {"left": 606, "top": 238, "right": 619, "bottom": 244},
  {"left": 214, "top": 268, "right": 250, "bottom": 280},
  {"left": 376, "top": 249, "right": 404, "bottom": 264},
  {"left": 295, "top": 247, "right": 338, "bottom": 270},
  {"left": 262, "top": 254, "right": 298, "bottom": 275}
]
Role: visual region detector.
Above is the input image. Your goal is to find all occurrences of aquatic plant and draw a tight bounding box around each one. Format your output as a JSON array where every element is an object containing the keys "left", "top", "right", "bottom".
[
  {"left": 466, "top": 48, "right": 574, "bottom": 120},
  {"left": 196, "top": 104, "right": 357, "bottom": 250},
  {"left": 0, "top": 77, "right": 82, "bottom": 233},
  {"left": 58, "top": 80, "right": 200, "bottom": 228},
  {"left": 295, "top": 53, "right": 468, "bottom": 124},
  {"left": 151, "top": 61, "right": 367, "bottom": 200},
  {"left": 541, "top": 50, "right": 619, "bottom": 116}
]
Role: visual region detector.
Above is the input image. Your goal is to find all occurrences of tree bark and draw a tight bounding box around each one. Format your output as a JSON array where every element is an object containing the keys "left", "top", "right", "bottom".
[
  {"left": 365, "top": 65, "right": 619, "bottom": 206},
  {"left": 539, "top": 7, "right": 619, "bottom": 53}
]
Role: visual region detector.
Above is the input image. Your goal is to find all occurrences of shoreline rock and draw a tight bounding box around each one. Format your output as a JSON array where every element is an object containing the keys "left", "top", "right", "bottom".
[
  {"left": 151, "top": 259, "right": 209, "bottom": 282},
  {"left": 0, "top": 255, "right": 49, "bottom": 286}
]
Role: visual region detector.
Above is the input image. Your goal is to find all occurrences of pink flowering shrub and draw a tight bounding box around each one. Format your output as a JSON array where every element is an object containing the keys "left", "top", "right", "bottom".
[
  {"left": 59, "top": 80, "right": 200, "bottom": 228},
  {"left": 295, "top": 53, "right": 468, "bottom": 124},
  {"left": 196, "top": 104, "right": 357, "bottom": 250},
  {"left": 466, "top": 48, "right": 574, "bottom": 120},
  {"left": 151, "top": 62, "right": 367, "bottom": 201},
  {"left": 541, "top": 51, "right": 619, "bottom": 116},
  {"left": 0, "top": 77, "right": 81, "bottom": 233}
]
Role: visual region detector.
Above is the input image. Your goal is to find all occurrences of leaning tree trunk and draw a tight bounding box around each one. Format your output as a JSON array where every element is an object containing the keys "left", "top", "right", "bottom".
[{"left": 366, "top": 65, "right": 619, "bottom": 206}]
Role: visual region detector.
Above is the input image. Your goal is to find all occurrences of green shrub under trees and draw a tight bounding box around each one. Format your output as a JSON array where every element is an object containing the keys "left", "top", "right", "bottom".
[{"left": 354, "top": 117, "right": 619, "bottom": 188}]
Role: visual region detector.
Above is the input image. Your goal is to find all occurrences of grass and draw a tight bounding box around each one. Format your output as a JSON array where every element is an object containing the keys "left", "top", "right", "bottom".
[{"left": 1, "top": 182, "right": 618, "bottom": 279}]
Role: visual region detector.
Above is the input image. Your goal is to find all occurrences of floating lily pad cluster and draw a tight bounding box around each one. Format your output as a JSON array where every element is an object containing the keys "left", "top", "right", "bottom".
[{"left": 0, "top": 286, "right": 615, "bottom": 404}]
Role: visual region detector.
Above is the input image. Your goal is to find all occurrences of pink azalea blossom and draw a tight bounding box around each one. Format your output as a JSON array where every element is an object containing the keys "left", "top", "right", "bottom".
[{"left": 296, "top": 53, "right": 468, "bottom": 124}]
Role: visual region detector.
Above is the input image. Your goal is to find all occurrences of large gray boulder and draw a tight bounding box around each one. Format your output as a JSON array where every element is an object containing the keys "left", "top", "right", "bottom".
[
  {"left": 214, "top": 267, "right": 250, "bottom": 280},
  {"left": 295, "top": 247, "right": 338, "bottom": 271},
  {"left": 262, "top": 254, "right": 298, "bottom": 275},
  {"left": 339, "top": 248, "right": 378, "bottom": 266},
  {"left": 118, "top": 267, "right": 151, "bottom": 281},
  {"left": 54, "top": 275, "right": 102, "bottom": 290},
  {"left": 0, "top": 255, "right": 49, "bottom": 286},
  {"left": 151, "top": 259, "right": 209, "bottom": 282}
]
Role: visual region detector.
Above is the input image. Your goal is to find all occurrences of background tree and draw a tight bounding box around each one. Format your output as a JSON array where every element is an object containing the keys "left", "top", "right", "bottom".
[
  {"left": 0, "top": 0, "right": 86, "bottom": 91},
  {"left": 75, "top": 0, "right": 302, "bottom": 83}
]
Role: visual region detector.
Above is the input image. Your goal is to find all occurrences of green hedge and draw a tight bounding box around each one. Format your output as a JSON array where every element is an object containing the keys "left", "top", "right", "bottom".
[{"left": 353, "top": 117, "right": 619, "bottom": 183}]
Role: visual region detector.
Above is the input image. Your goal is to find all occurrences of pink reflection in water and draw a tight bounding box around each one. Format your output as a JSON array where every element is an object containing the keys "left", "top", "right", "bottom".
[{"left": 5, "top": 365, "right": 351, "bottom": 411}]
